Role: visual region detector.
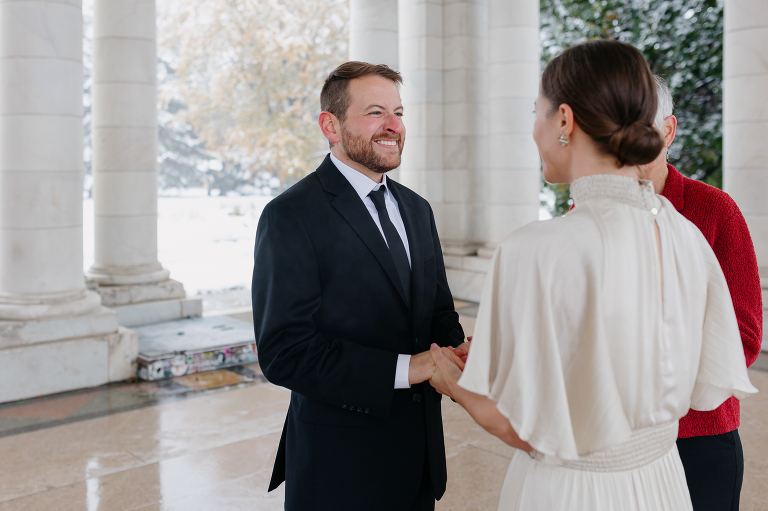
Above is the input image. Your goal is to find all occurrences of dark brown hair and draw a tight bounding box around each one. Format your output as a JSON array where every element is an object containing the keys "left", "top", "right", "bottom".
[
  {"left": 321, "top": 62, "right": 403, "bottom": 123},
  {"left": 541, "top": 39, "right": 664, "bottom": 167}
]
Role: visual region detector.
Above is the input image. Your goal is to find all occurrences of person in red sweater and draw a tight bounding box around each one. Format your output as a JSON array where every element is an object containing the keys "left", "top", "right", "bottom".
[{"left": 643, "top": 76, "right": 763, "bottom": 511}]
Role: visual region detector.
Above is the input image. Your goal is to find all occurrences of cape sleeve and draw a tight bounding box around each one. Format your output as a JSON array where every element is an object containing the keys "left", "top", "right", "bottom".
[
  {"left": 457, "top": 229, "right": 633, "bottom": 460},
  {"left": 689, "top": 234, "right": 758, "bottom": 410}
]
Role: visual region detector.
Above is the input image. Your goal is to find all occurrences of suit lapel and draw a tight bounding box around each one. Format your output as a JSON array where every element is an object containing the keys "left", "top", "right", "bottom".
[
  {"left": 388, "top": 182, "right": 424, "bottom": 324},
  {"left": 316, "top": 156, "right": 410, "bottom": 308}
]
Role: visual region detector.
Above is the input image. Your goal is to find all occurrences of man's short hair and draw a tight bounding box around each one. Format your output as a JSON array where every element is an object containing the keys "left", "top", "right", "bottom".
[
  {"left": 654, "top": 75, "right": 674, "bottom": 131},
  {"left": 321, "top": 62, "right": 403, "bottom": 123}
]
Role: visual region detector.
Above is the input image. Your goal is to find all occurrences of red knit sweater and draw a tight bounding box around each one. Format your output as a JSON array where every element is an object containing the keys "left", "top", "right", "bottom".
[{"left": 660, "top": 164, "right": 763, "bottom": 438}]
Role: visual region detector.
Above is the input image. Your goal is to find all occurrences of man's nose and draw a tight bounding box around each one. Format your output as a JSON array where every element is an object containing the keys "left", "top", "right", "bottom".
[{"left": 383, "top": 112, "right": 403, "bottom": 134}]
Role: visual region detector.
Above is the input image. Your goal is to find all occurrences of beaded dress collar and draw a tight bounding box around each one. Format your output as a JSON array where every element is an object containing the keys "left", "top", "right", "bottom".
[{"left": 570, "top": 174, "right": 659, "bottom": 212}]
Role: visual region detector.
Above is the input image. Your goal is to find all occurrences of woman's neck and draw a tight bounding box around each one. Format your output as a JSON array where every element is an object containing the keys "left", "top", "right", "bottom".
[{"left": 568, "top": 144, "right": 640, "bottom": 184}]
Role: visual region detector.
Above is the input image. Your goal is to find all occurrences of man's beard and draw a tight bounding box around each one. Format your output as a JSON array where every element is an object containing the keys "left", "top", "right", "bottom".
[{"left": 339, "top": 124, "right": 404, "bottom": 174}]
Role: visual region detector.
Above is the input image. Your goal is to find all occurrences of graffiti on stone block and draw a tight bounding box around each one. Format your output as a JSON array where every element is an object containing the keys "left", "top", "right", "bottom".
[{"left": 138, "top": 343, "right": 257, "bottom": 381}]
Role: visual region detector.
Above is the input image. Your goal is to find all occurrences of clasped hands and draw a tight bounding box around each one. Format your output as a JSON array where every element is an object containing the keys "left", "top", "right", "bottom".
[{"left": 408, "top": 337, "right": 472, "bottom": 400}]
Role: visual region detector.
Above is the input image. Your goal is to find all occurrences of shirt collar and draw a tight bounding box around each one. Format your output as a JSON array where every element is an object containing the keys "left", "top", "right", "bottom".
[
  {"left": 660, "top": 163, "right": 685, "bottom": 212},
  {"left": 330, "top": 152, "right": 386, "bottom": 201}
]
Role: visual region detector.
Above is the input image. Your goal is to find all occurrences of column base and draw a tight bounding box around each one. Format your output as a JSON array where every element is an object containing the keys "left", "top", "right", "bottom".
[
  {"left": 0, "top": 306, "right": 137, "bottom": 404},
  {"left": 86, "top": 265, "right": 170, "bottom": 286},
  {"left": 88, "top": 278, "right": 202, "bottom": 328},
  {"left": 0, "top": 289, "right": 102, "bottom": 321},
  {"left": 444, "top": 253, "right": 492, "bottom": 303}
]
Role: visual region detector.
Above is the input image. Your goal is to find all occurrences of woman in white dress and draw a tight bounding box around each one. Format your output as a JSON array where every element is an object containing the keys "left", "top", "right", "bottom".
[{"left": 427, "top": 40, "right": 757, "bottom": 510}]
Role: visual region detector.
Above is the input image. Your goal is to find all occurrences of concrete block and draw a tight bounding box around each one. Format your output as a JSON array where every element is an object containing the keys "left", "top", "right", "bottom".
[
  {"left": 0, "top": 335, "right": 110, "bottom": 404},
  {"left": 724, "top": 28, "right": 768, "bottom": 78},
  {"left": 92, "top": 279, "right": 186, "bottom": 307},
  {"left": 94, "top": 38, "right": 156, "bottom": 84},
  {"left": 0, "top": 226, "right": 84, "bottom": 295},
  {"left": 92, "top": 83, "right": 157, "bottom": 128},
  {"left": 446, "top": 267, "right": 486, "bottom": 303},
  {"left": 489, "top": 26, "right": 539, "bottom": 65},
  {"left": 93, "top": 171, "right": 158, "bottom": 217},
  {"left": 0, "top": 2, "right": 82, "bottom": 60},
  {"left": 92, "top": 126, "right": 158, "bottom": 172},
  {"left": 489, "top": 61, "right": 539, "bottom": 100},
  {"left": 93, "top": 215, "right": 158, "bottom": 267},
  {"left": 94, "top": 0, "right": 156, "bottom": 41},
  {"left": 0, "top": 115, "right": 82, "bottom": 172},
  {"left": 724, "top": 122, "right": 768, "bottom": 169},
  {"left": 112, "top": 298, "right": 193, "bottom": 328},
  {"left": 725, "top": 0, "right": 768, "bottom": 33},
  {"left": 0, "top": 171, "right": 83, "bottom": 230},
  {"left": 108, "top": 325, "right": 138, "bottom": 382},
  {"left": 0, "top": 306, "right": 119, "bottom": 349},
  {"left": 0, "top": 59, "right": 82, "bottom": 116}
]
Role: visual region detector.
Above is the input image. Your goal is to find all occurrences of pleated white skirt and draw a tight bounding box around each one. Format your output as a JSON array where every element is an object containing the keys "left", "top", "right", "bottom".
[{"left": 498, "top": 422, "right": 693, "bottom": 511}]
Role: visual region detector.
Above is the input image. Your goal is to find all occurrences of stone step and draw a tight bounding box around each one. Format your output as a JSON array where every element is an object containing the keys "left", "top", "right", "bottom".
[{"left": 135, "top": 316, "right": 257, "bottom": 381}]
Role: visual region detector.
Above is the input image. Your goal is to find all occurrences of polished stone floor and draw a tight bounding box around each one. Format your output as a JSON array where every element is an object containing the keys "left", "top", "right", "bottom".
[{"left": 0, "top": 310, "right": 766, "bottom": 510}]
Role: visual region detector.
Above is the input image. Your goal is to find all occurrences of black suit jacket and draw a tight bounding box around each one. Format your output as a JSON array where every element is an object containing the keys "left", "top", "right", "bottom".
[{"left": 252, "top": 155, "right": 464, "bottom": 510}]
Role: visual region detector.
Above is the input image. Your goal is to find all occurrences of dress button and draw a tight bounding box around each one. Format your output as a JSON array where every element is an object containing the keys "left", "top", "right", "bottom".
[{"left": 412, "top": 394, "right": 422, "bottom": 403}]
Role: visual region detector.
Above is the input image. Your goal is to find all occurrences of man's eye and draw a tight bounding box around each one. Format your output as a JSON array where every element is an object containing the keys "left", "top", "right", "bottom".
[
  {"left": 396, "top": 113, "right": 403, "bottom": 117},
  {"left": 370, "top": 111, "right": 382, "bottom": 115}
]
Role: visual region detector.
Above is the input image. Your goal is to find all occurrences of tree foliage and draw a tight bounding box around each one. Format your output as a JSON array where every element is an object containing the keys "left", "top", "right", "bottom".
[
  {"left": 540, "top": 0, "right": 723, "bottom": 216},
  {"left": 157, "top": 0, "right": 348, "bottom": 192}
]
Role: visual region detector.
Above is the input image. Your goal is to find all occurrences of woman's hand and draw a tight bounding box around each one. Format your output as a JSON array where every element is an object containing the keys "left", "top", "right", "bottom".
[{"left": 428, "top": 343, "right": 464, "bottom": 399}]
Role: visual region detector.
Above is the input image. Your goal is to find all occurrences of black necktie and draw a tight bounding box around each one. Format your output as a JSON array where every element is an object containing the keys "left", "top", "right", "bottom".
[{"left": 369, "top": 186, "right": 411, "bottom": 306}]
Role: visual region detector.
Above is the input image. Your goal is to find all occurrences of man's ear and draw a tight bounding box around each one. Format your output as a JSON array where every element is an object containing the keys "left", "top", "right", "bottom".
[
  {"left": 319, "top": 111, "right": 340, "bottom": 145},
  {"left": 663, "top": 115, "right": 677, "bottom": 148},
  {"left": 559, "top": 103, "right": 575, "bottom": 137}
]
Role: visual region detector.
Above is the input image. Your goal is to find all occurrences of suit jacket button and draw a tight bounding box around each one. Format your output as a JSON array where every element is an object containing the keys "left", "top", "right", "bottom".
[
  {"left": 365, "top": 409, "right": 370, "bottom": 414},
  {"left": 341, "top": 405, "right": 347, "bottom": 409},
  {"left": 357, "top": 407, "right": 363, "bottom": 412},
  {"left": 414, "top": 337, "right": 419, "bottom": 343},
  {"left": 412, "top": 394, "right": 422, "bottom": 403}
]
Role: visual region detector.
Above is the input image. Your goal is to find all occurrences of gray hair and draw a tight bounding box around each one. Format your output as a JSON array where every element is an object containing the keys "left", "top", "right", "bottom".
[{"left": 654, "top": 75, "right": 674, "bottom": 131}]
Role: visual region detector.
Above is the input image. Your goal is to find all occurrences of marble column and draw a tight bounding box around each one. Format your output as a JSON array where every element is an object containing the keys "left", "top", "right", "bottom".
[
  {"left": 89, "top": 0, "right": 188, "bottom": 314},
  {"left": 723, "top": 0, "right": 768, "bottom": 349},
  {"left": 482, "top": 0, "right": 540, "bottom": 252},
  {"left": 350, "top": 0, "right": 398, "bottom": 70},
  {"left": 442, "top": 0, "right": 488, "bottom": 255},
  {"left": 0, "top": 0, "right": 132, "bottom": 403},
  {"left": 0, "top": 0, "right": 100, "bottom": 320},
  {"left": 398, "top": 0, "right": 444, "bottom": 226}
]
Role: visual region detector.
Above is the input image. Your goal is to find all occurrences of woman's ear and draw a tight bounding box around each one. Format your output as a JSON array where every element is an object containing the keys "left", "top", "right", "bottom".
[{"left": 559, "top": 103, "right": 575, "bottom": 137}]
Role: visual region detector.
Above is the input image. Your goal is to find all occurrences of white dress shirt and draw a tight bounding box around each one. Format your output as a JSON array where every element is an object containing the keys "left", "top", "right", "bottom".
[{"left": 330, "top": 153, "right": 412, "bottom": 389}]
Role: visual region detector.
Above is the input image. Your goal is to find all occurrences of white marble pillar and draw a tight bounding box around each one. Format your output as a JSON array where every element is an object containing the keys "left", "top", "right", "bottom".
[
  {"left": 442, "top": 0, "right": 488, "bottom": 255},
  {"left": 89, "top": 0, "right": 169, "bottom": 287},
  {"left": 350, "top": 0, "right": 398, "bottom": 70},
  {"left": 0, "top": 0, "right": 101, "bottom": 320},
  {"left": 398, "top": 0, "right": 444, "bottom": 226},
  {"left": 723, "top": 0, "right": 768, "bottom": 349},
  {"left": 483, "top": 0, "right": 540, "bottom": 251},
  {"left": 0, "top": 0, "right": 134, "bottom": 403}
]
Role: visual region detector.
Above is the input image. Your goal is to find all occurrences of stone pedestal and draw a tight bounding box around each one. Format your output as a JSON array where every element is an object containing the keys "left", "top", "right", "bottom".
[
  {"left": 89, "top": 0, "right": 192, "bottom": 322},
  {"left": 723, "top": 0, "right": 768, "bottom": 350},
  {"left": 0, "top": 0, "right": 134, "bottom": 402}
]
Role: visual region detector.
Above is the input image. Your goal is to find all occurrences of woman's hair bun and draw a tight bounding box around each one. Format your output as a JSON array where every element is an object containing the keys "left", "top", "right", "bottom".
[
  {"left": 607, "top": 121, "right": 665, "bottom": 167},
  {"left": 541, "top": 39, "right": 667, "bottom": 167}
]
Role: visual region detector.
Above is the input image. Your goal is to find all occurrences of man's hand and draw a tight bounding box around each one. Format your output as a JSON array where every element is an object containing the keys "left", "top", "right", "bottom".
[
  {"left": 408, "top": 351, "right": 436, "bottom": 385},
  {"left": 428, "top": 344, "right": 464, "bottom": 399}
]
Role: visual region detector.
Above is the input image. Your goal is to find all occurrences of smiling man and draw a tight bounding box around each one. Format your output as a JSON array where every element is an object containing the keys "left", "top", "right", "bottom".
[{"left": 252, "top": 62, "right": 468, "bottom": 510}]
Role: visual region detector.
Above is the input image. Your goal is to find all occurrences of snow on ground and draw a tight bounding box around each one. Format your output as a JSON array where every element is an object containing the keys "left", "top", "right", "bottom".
[
  {"left": 83, "top": 192, "right": 273, "bottom": 300},
  {"left": 83, "top": 189, "right": 553, "bottom": 309}
]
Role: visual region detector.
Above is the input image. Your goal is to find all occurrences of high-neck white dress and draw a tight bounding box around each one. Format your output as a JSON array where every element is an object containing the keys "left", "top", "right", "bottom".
[{"left": 458, "top": 174, "right": 757, "bottom": 510}]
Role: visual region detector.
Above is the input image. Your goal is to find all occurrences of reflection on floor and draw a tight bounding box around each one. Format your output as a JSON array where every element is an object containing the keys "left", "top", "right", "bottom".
[{"left": 0, "top": 307, "right": 766, "bottom": 510}]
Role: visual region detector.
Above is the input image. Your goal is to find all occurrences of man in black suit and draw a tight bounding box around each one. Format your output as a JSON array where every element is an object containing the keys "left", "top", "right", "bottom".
[{"left": 252, "top": 62, "right": 468, "bottom": 510}]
